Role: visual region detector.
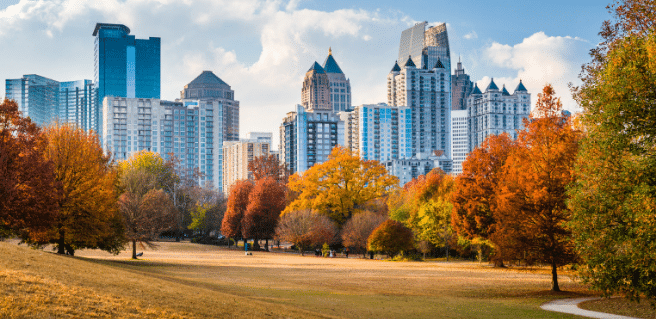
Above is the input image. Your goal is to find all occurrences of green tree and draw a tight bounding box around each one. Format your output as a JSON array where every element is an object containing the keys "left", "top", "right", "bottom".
[
  {"left": 285, "top": 147, "right": 398, "bottom": 226},
  {"left": 569, "top": 0, "right": 656, "bottom": 300}
]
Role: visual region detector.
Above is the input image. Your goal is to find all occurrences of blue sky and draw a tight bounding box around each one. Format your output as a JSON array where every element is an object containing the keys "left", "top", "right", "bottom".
[{"left": 0, "top": 0, "right": 610, "bottom": 148}]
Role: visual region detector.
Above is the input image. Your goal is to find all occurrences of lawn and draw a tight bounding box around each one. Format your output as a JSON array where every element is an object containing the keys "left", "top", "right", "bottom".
[{"left": 1, "top": 240, "right": 597, "bottom": 318}]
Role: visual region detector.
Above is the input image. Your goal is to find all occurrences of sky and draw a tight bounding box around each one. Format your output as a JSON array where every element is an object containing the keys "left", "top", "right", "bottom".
[{"left": 0, "top": 0, "right": 610, "bottom": 149}]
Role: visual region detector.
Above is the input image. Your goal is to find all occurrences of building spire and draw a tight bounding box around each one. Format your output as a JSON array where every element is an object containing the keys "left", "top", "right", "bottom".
[{"left": 329, "top": 47, "right": 332, "bottom": 56}]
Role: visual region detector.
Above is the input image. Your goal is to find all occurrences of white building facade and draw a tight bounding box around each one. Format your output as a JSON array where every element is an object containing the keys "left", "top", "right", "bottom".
[{"left": 451, "top": 109, "right": 469, "bottom": 175}]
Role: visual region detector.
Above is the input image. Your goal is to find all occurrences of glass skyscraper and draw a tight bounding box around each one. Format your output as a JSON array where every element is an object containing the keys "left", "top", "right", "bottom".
[
  {"left": 93, "top": 23, "right": 160, "bottom": 134},
  {"left": 398, "top": 22, "right": 451, "bottom": 72},
  {"left": 5, "top": 75, "right": 95, "bottom": 130}
]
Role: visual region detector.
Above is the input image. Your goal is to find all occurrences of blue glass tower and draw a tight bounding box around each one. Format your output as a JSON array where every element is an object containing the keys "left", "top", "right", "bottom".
[{"left": 93, "top": 23, "right": 160, "bottom": 133}]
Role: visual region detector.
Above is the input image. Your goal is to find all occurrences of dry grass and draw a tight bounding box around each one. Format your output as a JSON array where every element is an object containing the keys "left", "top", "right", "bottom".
[
  {"left": 1, "top": 240, "right": 599, "bottom": 318},
  {"left": 579, "top": 297, "right": 656, "bottom": 319}
]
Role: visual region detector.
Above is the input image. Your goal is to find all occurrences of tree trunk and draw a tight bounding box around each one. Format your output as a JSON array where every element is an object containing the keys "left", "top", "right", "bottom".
[
  {"left": 57, "top": 229, "right": 66, "bottom": 255},
  {"left": 446, "top": 244, "right": 449, "bottom": 261},
  {"left": 65, "top": 244, "right": 74, "bottom": 256},
  {"left": 551, "top": 260, "right": 560, "bottom": 292},
  {"left": 228, "top": 237, "right": 232, "bottom": 249},
  {"left": 253, "top": 237, "right": 260, "bottom": 251},
  {"left": 264, "top": 239, "right": 269, "bottom": 252},
  {"left": 132, "top": 240, "right": 137, "bottom": 259},
  {"left": 299, "top": 246, "right": 304, "bottom": 256}
]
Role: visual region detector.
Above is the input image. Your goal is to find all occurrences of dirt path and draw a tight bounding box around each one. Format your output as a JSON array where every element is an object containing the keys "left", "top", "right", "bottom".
[{"left": 541, "top": 297, "right": 641, "bottom": 319}]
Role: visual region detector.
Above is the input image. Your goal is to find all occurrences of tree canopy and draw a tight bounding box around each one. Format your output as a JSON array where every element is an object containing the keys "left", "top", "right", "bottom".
[{"left": 285, "top": 147, "right": 398, "bottom": 226}]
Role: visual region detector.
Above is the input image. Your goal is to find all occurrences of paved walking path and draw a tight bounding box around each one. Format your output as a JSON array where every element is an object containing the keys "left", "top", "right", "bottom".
[{"left": 541, "top": 297, "right": 641, "bottom": 319}]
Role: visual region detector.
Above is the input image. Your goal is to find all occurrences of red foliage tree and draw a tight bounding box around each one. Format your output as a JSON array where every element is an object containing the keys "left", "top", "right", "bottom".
[
  {"left": 242, "top": 177, "right": 287, "bottom": 250},
  {"left": 221, "top": 180, "right": 253, "bottom": 247},
  {"left": 341, "top": 211, "right": 387, "bottom": 257},
  {"left": 0, "top": 99, "right": 58, "bottom": 240},
  {"left": 248, "top": 154, "right": 289, "bottom": 184},
  {"left": 367, "top": 220, "right": 414, "bottom": 258}
]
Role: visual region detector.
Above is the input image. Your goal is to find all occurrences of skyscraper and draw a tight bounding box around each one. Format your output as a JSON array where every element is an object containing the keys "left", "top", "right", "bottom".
[
  {"left": 398, "top": 22, "right": 451, "bottom": 72},
  {"left": 387, "top": 55, "right": 452, "bottom": 160},
  {"left": 467, "top": 79, "right": 531, "bottom": 152},
  {"left": 6, "top": 75, "right": 95, "bottom": 130},
  {"left": 451, "top": 109, "right": 469, "bottom": 174},
  {"left": 180, "top": 70, "right": 240, "bottom": 142},
  {"left": 93, "top": 23, "right": 160, "bottom": 134},
  {"left": 451, "top": 59, "right": 472, "bottom": 110},
  {"left": 322, "top": 48, "right": 352, "bottom": 112},
  {"left": 222, "top": 133, "right": 271, "bottom": 194}
]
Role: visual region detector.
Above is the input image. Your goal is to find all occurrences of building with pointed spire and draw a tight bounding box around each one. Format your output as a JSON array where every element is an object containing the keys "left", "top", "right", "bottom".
[
  {"left": 467, "top": 78, "right": 531, "bottom": 152},
  {"left": 387, "top": 55, "right": 452, "bottom": 162},
  {"left": 180, "top": 70, "right": 239, "bottom": 142},
  {"left": 451, "top": 58, "right": 472, "bottom": 110},
  {"left": 323, "top": 48, "right": 352, "bottom": 112},
  {"left": 301, "top": 62, "right": 331, "bottom": 112}
]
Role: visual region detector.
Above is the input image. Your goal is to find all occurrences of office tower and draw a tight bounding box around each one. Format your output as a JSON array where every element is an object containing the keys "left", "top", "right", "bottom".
[
  {"left": 383, "top": 151, "right": 451, "bottom": 187},
  {"left": 101, "top": 97, "right": 224, "bottom": 191},
  {"left": 59, "top": 80, "right": 96, "bottom": 132},
  {"left": 344, "top": 103, "right": 412, "bottom": 162},
  {"left": 387, "top": 56, "right": 452, "bottom": 161},
  {"left": 398, "top": 22, "right": 451, "bottom": 72},
  {"left": 451, "top": 109, "right": 469, "bottom": 174},
  {"left": 451, "top": 59, "right": 472, "bottom": 110},
  {"left": 280, "top": 105, "right": 344, "bottom": 174},
  {"left": 246, "top": 132, "right": 273, "bottom": 144},
  {"left": 222, "top": 133, "right": 272, "bottom": 194},
  {"left": 302, "top": 49, "right": 351, "bottom": 112},
  {"left": 94, "top": 23, "right": 160, "bottom": 134},
  {"left": 6, "top": 74, "right": 59, "bottom": 126},
  {"left": 180, "top": 70, "right": 240, "bottom": 141},
  {"left": 322, "top": 48, "right": 352, "bottom": 112},
  {"left": 301, "top": 62, "right": 331, "bottom": 112},
  {"left": 6, "top": 75, "right": 95, "bottom": 130},
  {"left": 467, "top": 79, "right": 531, "bottom": 152}
]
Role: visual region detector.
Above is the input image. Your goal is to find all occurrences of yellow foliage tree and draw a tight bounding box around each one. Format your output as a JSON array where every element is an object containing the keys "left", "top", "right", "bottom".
[{"left": 284, "top": 147, "right": 398, "bottom": 226}]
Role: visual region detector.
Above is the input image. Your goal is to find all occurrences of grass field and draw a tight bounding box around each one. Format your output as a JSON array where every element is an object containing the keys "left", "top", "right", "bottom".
[{"left": 0, "top": 240, "right": 646, "bottom": 318}]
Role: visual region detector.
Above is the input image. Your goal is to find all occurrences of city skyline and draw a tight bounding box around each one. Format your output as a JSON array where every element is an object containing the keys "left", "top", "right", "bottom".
[{"left": 0, "top": 0, "right": 607, "bottom": 149}]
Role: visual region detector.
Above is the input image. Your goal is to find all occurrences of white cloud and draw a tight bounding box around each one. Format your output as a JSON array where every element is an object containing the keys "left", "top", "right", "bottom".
[
  {"left": 483, "top": 32, "right": 589, "bottom": 112},
  {"left": 464, "top": 31, "right": 477, "bottom": 40}
]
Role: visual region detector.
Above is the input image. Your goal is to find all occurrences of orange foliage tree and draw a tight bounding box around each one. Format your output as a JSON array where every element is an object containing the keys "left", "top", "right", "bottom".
[
  {"left": 367, "top": 220, "right": 414, "bottom": 258},
  {"left": 242, "top": 177, "right": 287, "bottom": 251},
  {"left": 275, "top": 209, "right": 338, "bottom": 256},
  {"left": 494, "top": 84, "right": 580, "bottom": 291},
  {"left": 39, "top": 123, "right": 124, "bottom": 256},
  {"left": 285, "top": 147, "right": 398, "bottom": 226},
  {"left": 341, "top": 211, "right": 387, "bottom": 257},
  {"left": 221, "top": 179, "right": 253, "bottom": 247},
  {"left": 248, "top": 154, "right": 289, "bottom": 183},
  {"left": 0, "top": 99, "right": 58, "bottom": 240}
]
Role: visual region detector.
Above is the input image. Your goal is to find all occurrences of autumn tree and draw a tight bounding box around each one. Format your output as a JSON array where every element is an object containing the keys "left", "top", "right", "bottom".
[
  {"left": 242, "top": 177, "right": 287, "bottom": 251},
  {"left": 163, "top": 153, "right": 201, "bottom": 241},
  {"left": 367, "top": 220, "right": 414, "bottom": 258},
  {"left": 341, "top": 211, "right": 387, "bottom": 257},
  {"left": 494, "top": 85, "right": 580, "bottom": 292},
  {"left": 569, "top": 0, "right": 656, "bottom": 300},
  {"left": 221, "top": 180, "right": 253, "bottom": 248},
  {"left": 0, "top": 99, "right": 58, "bottom": 240},
  {"left": 285, "top": 147, "right": 398, "bottom": 226},
  {"left": 275, "top": 209, "right": 338, "bottom": 256},
  {"left": 118, "top": 154, "right": 175, "bottom": 259},
  {"left": 188, "top": 187, "right": 226, "bottom": 238},
  {"left": 37, "top": 123, "right": 124, "bottom": 256},
  {"left": 248, "top": 154, "right": 289, "bottom": 183}
]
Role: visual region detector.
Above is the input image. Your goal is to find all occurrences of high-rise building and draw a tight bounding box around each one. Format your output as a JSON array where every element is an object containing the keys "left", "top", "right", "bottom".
[
  {"left": 180, "top": 71, "right": 240, "bottom": 142},
  {"left": 387, "top": 56, "right": 452, "bottom": 162},
  {"left": 451, "top": 109, "right": 469, "bottom": 175},
  {"left": 323, "top": 48, "right": 352, "bottom": 112},
  {"left": 302, "top": 49, "right": 351, "bottom": 113},
  {"left": 222, "top": 133, "right": 271, "bottom": 194},
  {"left": 101, "top": 96, "right": 224, "bottom": 191},
  {"left": 451, "top": 59, "right": 472, "bottom": 111},
  {"left": 344, "top": 103, "right": 412, "bottom": 162},
  {"left": 94, "top": 23, "right": 160, "bottom": 134},
  {"left": 383, "top": 151, "right": 452, "bottom": 187},
  {"left": 6, "top": 75, "right": 95, "bottom": 130},
  {"left": 280, "top": 105, "right": 344, "bottom": 174},
  {"left": 398, "top": 22, "right": 451, "bottom": 72},
  {"left": 467, "top": 79, "right": 531, "bottom": 152}
]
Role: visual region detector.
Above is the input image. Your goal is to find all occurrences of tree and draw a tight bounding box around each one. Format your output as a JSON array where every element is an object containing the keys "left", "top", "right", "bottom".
[
  {"left": 38, "top": 123, "right": 123, "bottom": 256},
  {"left": 242, "top": 177, "right": 287, "bottom": 251},
  {"left": 275, "top": 209, "right": 338, "bottom": 256},
  {"left": 248, "top": 154, "right": 289, "bottom": 183},
  {"left": 495, "top": 85, "right": 580, "bottom": 291},
  {"left": 285, "top": 147, "right": 398, "bottom": 226},
  {"left": 162, "top": 153, "right": 199, "bottom": 242},
  {"left": 341, "top": 211, "right": 387, "bottom": 257},
  {"left": 221, "top": 180, "right": 253, "bottom": 247},
  {"left": 118, "top": 164, "right": 174, "bottom": 259},
  {"left": 0, "top": 99, "right": 58, "bottom": 240},
  {"left": 569, "top": 0, "right": 656, "bottom": 300},
  {"left": 367, "top": 220, "right": 414, "bottom": 258},
  {"left": 451, "top": 134, "right": 514, "bottom": 243}
]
